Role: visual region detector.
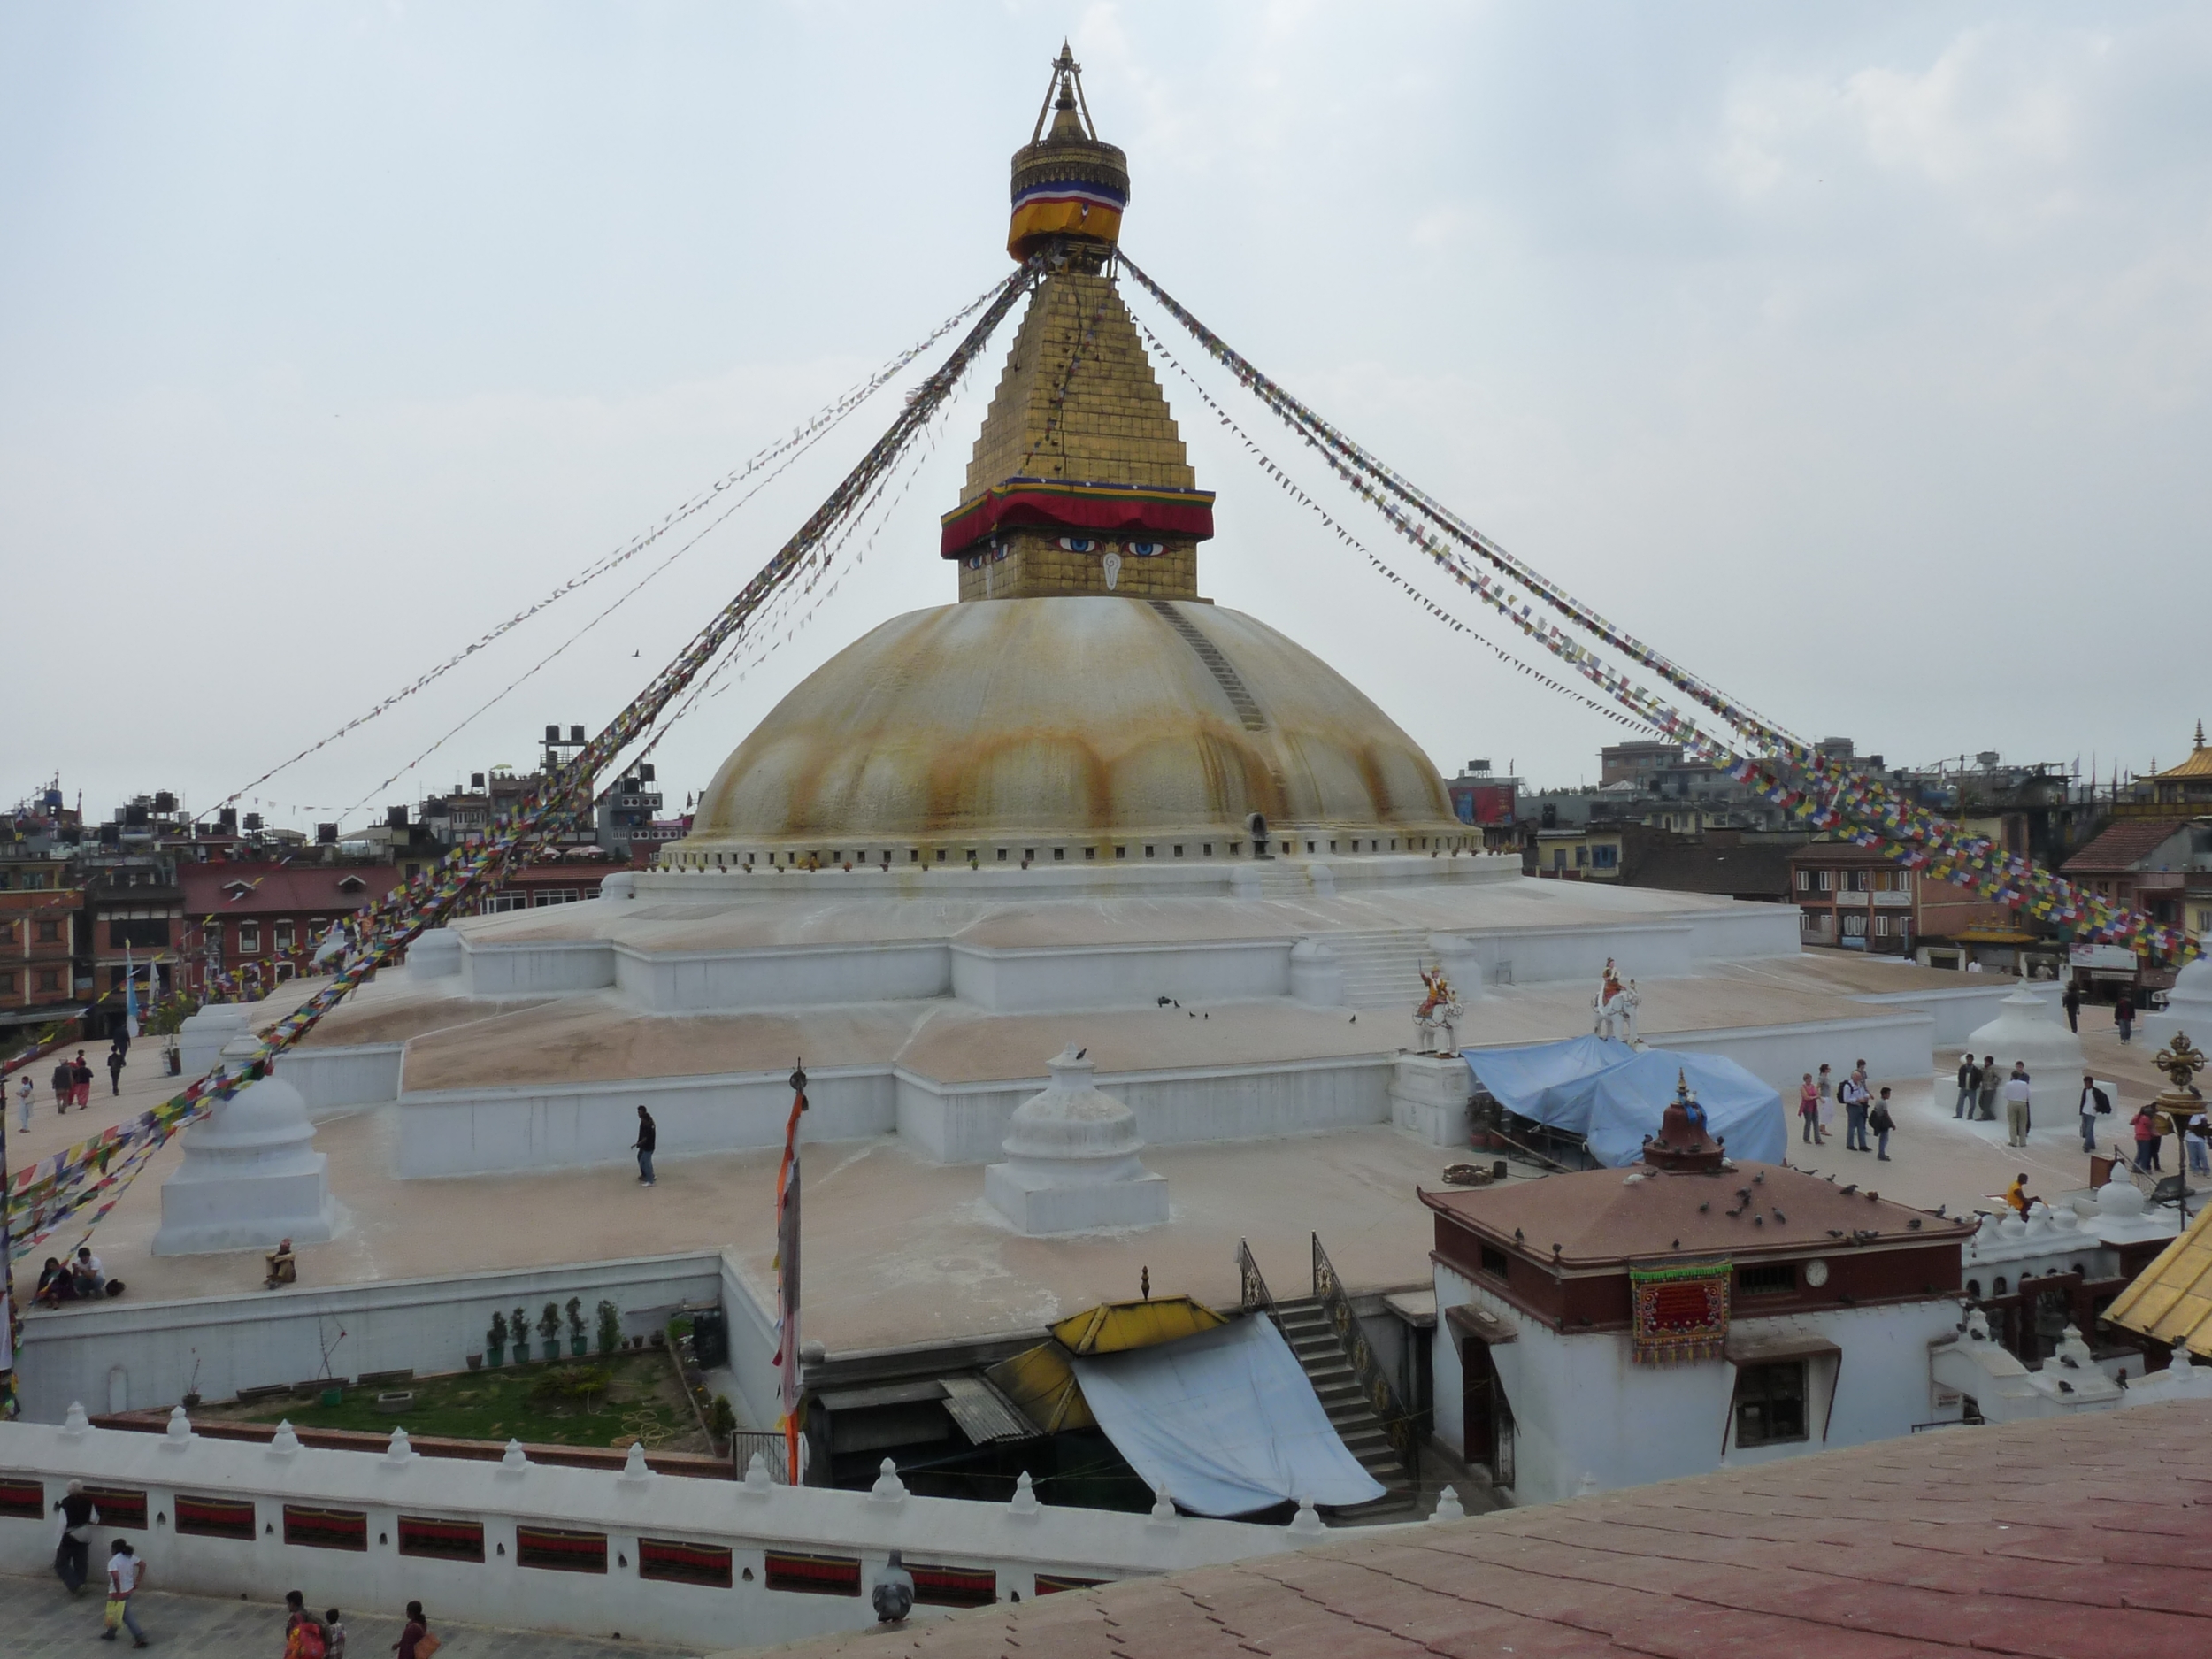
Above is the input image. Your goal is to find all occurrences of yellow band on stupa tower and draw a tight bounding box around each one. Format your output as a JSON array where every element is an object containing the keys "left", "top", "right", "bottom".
[{"left": 1006, "top": 44, "right": 1128, "bottom": 263}]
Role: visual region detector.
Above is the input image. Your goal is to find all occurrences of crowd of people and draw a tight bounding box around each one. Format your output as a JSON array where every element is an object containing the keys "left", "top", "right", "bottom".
[
  {"left": 1795, "top": 1059, "right": 1899, "bottom": 1159},
  {"left": 12, "top": 1032, "right": 134, "bottom": 1132},
  {"left": 49, "top": 1503, "right": 438, "bottom": 1658}
]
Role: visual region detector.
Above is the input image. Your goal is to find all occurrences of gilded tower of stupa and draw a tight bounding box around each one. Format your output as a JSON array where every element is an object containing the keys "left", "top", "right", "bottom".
[
  {"left": 943, "top": 49, "right": 1213, "bottom": 603},
  {"left": 667, "top": 52, "right": 1462, "bottom": 868}
]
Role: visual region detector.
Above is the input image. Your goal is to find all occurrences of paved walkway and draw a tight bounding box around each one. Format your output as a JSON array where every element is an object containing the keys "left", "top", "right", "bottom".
[{"left": 0, "top": 1571, "right": 692, "bottom": 1657}]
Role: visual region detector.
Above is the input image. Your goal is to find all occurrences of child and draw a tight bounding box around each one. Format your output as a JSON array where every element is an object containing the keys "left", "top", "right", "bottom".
[{"left": 324, "top": 1609, "right": 349, "bottom": 1659}]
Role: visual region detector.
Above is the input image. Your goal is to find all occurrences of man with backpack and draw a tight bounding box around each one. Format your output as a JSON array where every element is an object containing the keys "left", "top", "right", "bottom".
[
  {"left": 284, "top": 1589, "right": 328, "bottom": 1659},
  {"left": 1839, "top": 1062, "right": 1872, "bottom": 1152},
  {"left": 2078, "top": 1073, "right": 2111, "bottom": 1156}
]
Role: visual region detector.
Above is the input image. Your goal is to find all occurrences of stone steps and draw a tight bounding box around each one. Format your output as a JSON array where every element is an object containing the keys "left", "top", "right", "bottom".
[
  {"left": 1271, "top": 1295, "right": 1417, "bottom": 1514},
  {"left": 1325, "top": 929, "right": 1433, "bottom": 1011}
]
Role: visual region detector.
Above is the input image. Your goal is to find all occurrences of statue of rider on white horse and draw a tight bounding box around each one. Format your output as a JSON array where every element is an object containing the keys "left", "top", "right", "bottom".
[
  {"left": 1413, "top": 965, "right": 1465, "bottom": 1053},
  {"left": 1592, "top": 957, "right": 1642, "bottom": 1045}
]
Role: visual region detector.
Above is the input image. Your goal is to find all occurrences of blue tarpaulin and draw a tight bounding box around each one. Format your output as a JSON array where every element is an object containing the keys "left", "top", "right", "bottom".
[{"left": 1463, "top": 1041, "right": 1787, "bottom": 1168}]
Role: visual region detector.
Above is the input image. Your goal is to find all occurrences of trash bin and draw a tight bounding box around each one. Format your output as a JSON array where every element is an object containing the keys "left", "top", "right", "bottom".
[{"left": 690, "top": 1307, "right": 728, "bottom": 1369}]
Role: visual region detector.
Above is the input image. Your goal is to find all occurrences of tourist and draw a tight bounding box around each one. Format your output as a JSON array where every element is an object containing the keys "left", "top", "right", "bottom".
[
  {"left": 51, "top": 1056, "right": 73, "bottom": 1114},
  {"left": 16, "top": 1071, "right": 32, "bottom": 1132},
  {"left": 2079, "top": 1074, "right": 2111, "bottom": 1156},
  {"left": 72, "top": 1247, "right": 105, "bottom": 1298},
  {"left": 284, "top": 1590, "right": 324, "bottom": 1658},
  {"left": 1870, "top": 1087, "right": 1896, "bottom": 1161},
  {"left": 73, "top": 1052, "right": 94, "bottom": 1108},
  {"left": 2116, "top": 993, "right": 2136, "bottom": 1045},
  {"left": 2062, "top": 981, "right": 2084, "bottom": 1033},
  {"left": 1976, "top": 1056, "right": 2001, "bottom": 1123},
  {"left": 106, "top": 1046, "right": 126, "bottom": 1096},
  {"left": 2132, "top": 1106, "right": 2161, "bottom": 1172},
  {"left": 1954, "top": 1053, "right": 1981, "bottom": 1119},
  {"left": 393, "top": 1599, "right": 434, "bottom": 1659},
  {"left": 52, "top": 1479, "right": 95, "bottom": 1593},
  {"left": 324, "top": 1609, "right": 349, "bottom": 1659},
  {"left": 1797, "top": 1073, "right": 1819, "bottom": 1143},
  {"left": 633, "top": 1103, "right": 657, "bottom": 1187},
  {"left": 103, "top": 1537, "right": 148, "bottom": 1647},
  {"left": 1839, "top": 1063, "right": 1871, "bottom": 1152},
  {"left": 1815, "top": 1064, "right": 1834, "bottom": 1144},
  {"left": 2002, "top": 1064, "right": 2032, "bottom": 1148},
  {"left": 2187, "top": 1107, "right": 2211, "bottom": 1179},
  {"left": 34, "top": 1256, "right": 75, "bottom": 1309}
]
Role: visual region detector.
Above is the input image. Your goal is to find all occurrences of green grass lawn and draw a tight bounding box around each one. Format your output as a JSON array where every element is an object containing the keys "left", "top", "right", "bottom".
[{"left": 206, "top": 1351, "right": 707, "bottom": 1452}]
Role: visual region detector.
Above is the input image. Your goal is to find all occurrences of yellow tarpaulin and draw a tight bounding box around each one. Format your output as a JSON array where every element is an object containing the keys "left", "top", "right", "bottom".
[
  {"left": 986, "top": 1295, "right": 1229, "bottom": 1434},
  {"left": 2102, "top": 1203, "right": 2212, "bottom": 1357}
]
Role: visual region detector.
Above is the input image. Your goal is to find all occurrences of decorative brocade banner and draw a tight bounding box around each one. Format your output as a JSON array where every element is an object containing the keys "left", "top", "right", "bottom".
[{"left": 1628, "top": 1259, "right": 1732, "bottom": 1366}]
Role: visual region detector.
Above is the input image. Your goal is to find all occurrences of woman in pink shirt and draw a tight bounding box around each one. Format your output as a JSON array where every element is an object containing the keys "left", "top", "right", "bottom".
[{"left": 1797, "top": 1074, "right": 1820, "bottom": 1145}]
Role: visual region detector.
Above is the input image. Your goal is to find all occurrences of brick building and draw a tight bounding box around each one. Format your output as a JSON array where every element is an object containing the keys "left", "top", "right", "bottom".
[
  {"left": 1787, "top": 840, "right": 2016, "bottom": 962},
  {"left": 180, "top": 864, "right": 405, "bottom": 993},
  {"left": 0, "top": 882, "right": 83, "bottom": 1032}
]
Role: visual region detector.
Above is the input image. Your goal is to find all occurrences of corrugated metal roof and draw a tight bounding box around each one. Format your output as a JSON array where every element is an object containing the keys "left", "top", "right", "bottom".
[
  {"left": 940, "top": 1374, "right": 1037, "bottom": 1445},
  {"left": 2103, "top": 1203, "right": 2212, "bottom": 1356}
]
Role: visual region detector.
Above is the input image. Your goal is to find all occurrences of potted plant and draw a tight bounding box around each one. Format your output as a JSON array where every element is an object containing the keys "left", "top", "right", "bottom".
[
  {"left": 181, "top": 1351, "right": 203, "bottom": 1410},
  {"left": 513, "top": 1305, "right": 531, "bottom": 1363},
  {"left": 538, "top": 1302, "right": 562, "bottom": 1362},
  {"left": 566, "top": 1297, "right": 588, "bottom": 1357},
  {"left": 596, "top": 1299, "right": 622, "bottom": 1356},
  {"left": 487, "top": 1311, "right": 508, "bottom": 1367}
]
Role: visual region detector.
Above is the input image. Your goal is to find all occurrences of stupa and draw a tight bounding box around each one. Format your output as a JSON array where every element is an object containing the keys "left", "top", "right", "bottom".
[
  {"left": 985, "top": 1044, "right": 1168, "bottom": 1234},
  {"left": 670, "top": 46, "right": 1463, "bottom": 872}
]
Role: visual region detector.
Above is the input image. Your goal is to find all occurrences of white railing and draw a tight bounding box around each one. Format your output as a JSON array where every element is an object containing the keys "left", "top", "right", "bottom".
[{"left": 0, "top": 1413, "right": 1309, "bottom": 1651}]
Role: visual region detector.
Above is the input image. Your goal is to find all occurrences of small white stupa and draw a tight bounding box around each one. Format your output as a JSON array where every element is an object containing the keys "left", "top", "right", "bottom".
[
  {"left": 2141, "top": 954, "right": 2212, "bottom": 1049},
  {"left": 1965, "top": 973, "right": 2087, "bottom": 1084},
  {"left": 153, "top": 1033, "right": 338, "bottom": 1256},
  {"left": 985, "top": 1046, "right": 1168, "bottom": 1236}
]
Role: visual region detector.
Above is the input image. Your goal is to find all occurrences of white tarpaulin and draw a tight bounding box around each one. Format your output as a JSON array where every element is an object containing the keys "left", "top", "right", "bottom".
[{"left": 1070, "top": 1315, "right": 1386, "bottom": 1516}]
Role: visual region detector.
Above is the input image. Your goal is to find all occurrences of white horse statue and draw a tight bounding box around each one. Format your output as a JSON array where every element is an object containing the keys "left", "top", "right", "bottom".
[
  {"left": 1592, "top": 957, "right": 1642, "bottom": 1045},
  {"left": 1414, "top": 966, "right": 1465, "bottom": 1053}
]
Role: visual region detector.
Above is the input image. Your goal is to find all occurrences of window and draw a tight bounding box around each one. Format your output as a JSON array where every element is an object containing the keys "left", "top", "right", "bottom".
[
  {"left": 1841, "top": 913, "right": 1867, "bottom": 938},
  {"left": 1737, "top": 1263, "right": 1797, "bottom": 1296},
  {"left": 1591, "top": 845, "right": 1617, "bottom": 869},
  {"left": 1817, "top": 870, "right": 1832, "bottom": 892},
  {"left": 0, "top": 972, "right": 13, "bottom": 994},
  {"left": 1479, "top": 1244, "right": 1509, "bottom": 1280},
  {"left": 1874, "top": 914, "right": 1890, "bottom": 937},
  {"left": 274, "top": 922, "right": 295, "bottom": 952},
  {"left": 1797, "top": 869, "right": 1813, "bottom": 891},
  {"left": 240, "top": 925, "right": 262, "bottom": 955},
  {"left": 36, "top": 969, "right": 60, "bottom": 993},
  {"left": 0, "top": 921, "right": 12, "bottom": 944},
  {"left": 1732, "top": 1361, "right": 1808, "bottom": 1447},
  {"left": 203, "top": 924, "right": 224, "bottom": 956},
  {"left": 108, "top": 918, "right": 169, "bottom": 949},
  {"left": 1552, "top": 849, "right": 1567, "bottom": 871},
  {"left": 1845, "top": 869, "right": 1869, "bottom": 892}
]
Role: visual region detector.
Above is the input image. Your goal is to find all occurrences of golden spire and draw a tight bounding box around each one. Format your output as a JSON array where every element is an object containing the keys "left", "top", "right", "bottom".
[{"left": 1007, "top": 45, "right": 1128, "bottom": 264}]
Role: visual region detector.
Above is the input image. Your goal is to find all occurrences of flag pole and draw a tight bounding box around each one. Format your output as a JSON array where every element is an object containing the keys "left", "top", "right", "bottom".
[{"left": 773, "top": 1060, "right": 810, "bottom": 1484}]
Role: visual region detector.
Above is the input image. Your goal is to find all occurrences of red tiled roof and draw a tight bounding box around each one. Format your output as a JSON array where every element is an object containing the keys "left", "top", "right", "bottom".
[
  {"left": 768, "top": 1402, "right": 2212, "bottom": 1658},
  {"left": 2062, "top": 819, "right": 2192, "bottom": 876},
  {"left": 179, "top": 864, "right": 404, "bottom": 919}
]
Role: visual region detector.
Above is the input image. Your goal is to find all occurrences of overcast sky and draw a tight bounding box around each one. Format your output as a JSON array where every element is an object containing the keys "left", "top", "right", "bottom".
[{"left": 5, "top": 3, "right": 2208, "bottom": 830}]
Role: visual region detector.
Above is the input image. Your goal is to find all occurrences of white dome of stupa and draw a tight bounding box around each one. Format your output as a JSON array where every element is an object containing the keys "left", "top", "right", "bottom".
[{"left": 1966, "top": 976, "right": 2086, "bottom": 1081}]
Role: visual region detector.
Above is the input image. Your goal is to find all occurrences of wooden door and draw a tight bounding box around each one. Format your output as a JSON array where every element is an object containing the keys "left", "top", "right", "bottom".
[{"left": 1462, "top": 1337, "right": 1514, "bottom": 1488}]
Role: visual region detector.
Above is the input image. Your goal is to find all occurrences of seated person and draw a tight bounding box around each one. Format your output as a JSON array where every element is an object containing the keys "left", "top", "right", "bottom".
[
  {"left": 33, "top": 1256, "right": 76, "bottom": 1308},
  {"left": 2004, "top": 1173, "right": 2037, "bottom": 1216},
  {"left": 69, "top": 1248, "right": 104, "bottom": 1298},
  {"left": 264, "top": 1237, "right": 297, "bottom": 1289}
]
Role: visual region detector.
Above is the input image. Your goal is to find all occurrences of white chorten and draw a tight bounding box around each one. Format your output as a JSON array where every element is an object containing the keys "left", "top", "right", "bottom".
[
  {"left": 1965, "top": 976, "right": 2087, "bottom": 1085},
  {"left": 984, "top": 1046, "right": 1168, "bottom": 1235},
  {"left": 2142, "top": 954, "right": 2212, "bottom": 1049},
  {"left": 153, "top": 1033, "right": 338, "bottom": 1256}
]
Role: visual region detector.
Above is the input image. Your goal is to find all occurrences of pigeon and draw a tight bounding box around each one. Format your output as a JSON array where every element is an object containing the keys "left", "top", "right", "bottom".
[
  {"left": 1932, "top": 1203, "right": 1947, "bottom": 1218},
  {"left": 1157, "top": 996, "right": 1172, "bottom": 1007},
  {"left": 2057, "top": 1379, "right": 2075, "bottom": 1394},
  {"left": 1839, "top": 1183, "right": 1859, "bottom": 1196},
  {"left": 1772, "top": 1210, "right": 1786, "bottom": 1224},
  {"left": 1349, "top": 1016, "right": 1356, "bottom": 1024},
  {"left": 1074, "top": 1048, "right": 1087, "bottom": 1059},
  {"left": 1827, "top": 1229, "right": 1845, "bottom": 1240},
  {"left": 1699, "top": 1202, "right": 1710, "bottom": 1213},
  {"left": 1202, "top": 1012, "right": 1209, "bottom": 1019},
  {"left": 1907, "top": 1217, "right": 1922, "bottom": 1230},
  {"left": 1188, "top": 1010, "right": 1196, "bottom": 1018},
  {"left": 1753, "top": 1215, "right": 1764, "bottom": 1226},
  {"left": 1753, "top": 1172, "right": 1764, "bottom": 1185},
  {"left": 1513, "top": 1228, "right": 1525, "bottom": 1242},
  {"left": 1824, "top": 1172, "right": 1836, "bottom": 1183},
  {"left": 2059, "top": 1354, "right": 2079, "bottom": 1369},
  {"left": 1671, "top": 1239, "right": 1680, "bottom": 1250}
]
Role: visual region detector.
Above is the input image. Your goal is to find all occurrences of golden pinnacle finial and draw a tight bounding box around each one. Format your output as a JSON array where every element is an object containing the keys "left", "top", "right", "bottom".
[{"left": 1007, "top": 46, "right": 1127, "bottom": 263}]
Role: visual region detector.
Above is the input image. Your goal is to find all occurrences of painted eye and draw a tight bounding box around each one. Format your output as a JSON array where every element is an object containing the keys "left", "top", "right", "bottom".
[
  {"left": 1056, "top": 536, "right": 1096, "bottom": 553},
  {"left": 1126, "top": 541, "right": 1164, "bottom": 557}
]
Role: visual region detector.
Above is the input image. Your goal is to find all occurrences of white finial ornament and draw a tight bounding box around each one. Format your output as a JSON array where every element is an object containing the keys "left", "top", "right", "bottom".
[
  {"left": 1431, "top": 1486, "right": 1465, "bottom": 1522},
  {"left": 1010, "top": 1471, "right": 1041, "bottom": 1516},
  {"left": 1288, "top": 1497, "right": 1326, "bottom": 1537},
  {"left": 871, "top": 1457, "right": 908, "bottom": 1502}
]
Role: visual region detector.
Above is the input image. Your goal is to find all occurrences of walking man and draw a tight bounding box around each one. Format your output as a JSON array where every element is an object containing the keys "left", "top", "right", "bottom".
[
  {"left": 106, "top": 1046, "right": 126, "bottom": 1096},
  {"left": 2079, "top": 1073, "right": 2111, "bottom": 1156},
  {"left": 2003, "top": 1063, "right": 2032, "bottom": 1148},
  {"left": 2116, "top": 993, "right": 2136, "bottom": 1045},
  {"left": 102, "top": 1537, "right": 149, "bottom": 1647},
  {"left": 51, "top": 1480, "right": 95, "bottom": 1593},
  {"left": 16, "top": 1071, "right": 33, "bottom": 1133},
  {"left": 1839, "top": 1062, "right": 1872, "bottom": 1152},
  {"left": 51, "top": 1056, "right": 72, "bottom": 1115},
  {"left": 633, "top": 1103, "right": 657, "bottom": 1187},
  {"left": 2062, "top": 981, "right": 2083, "bottom": 1033},
  {"left": 1870, "top": 1087, "right": 1896, "bottom": 1161},
  {"left": 1976, "top": 1055, "right": 2001, "bottom": 1123},
  {"left": 1953, "top": 1052, "right": 1980, "bottom": 1119}
]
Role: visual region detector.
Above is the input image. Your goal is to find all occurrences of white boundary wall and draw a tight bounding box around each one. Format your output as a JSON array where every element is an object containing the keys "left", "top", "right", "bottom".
[
  {"left": 0, "top": 1418, "right": 1304, "bottom": 1651},
  {"left": 11, "top": 1254, "right": 726, "bottom": 1425}
]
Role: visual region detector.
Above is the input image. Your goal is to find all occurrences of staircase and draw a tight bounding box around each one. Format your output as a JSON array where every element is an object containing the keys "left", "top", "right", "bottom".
[
  {"left": 1254, "top": 864, "right": 1315, "bottom": 901},
  {"left": 1271, "top": 1296, "right": 1417, "bottom": 1515},
  {"left": 1326, "top": 929, "right": 1432, "bottom": 1011}
]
